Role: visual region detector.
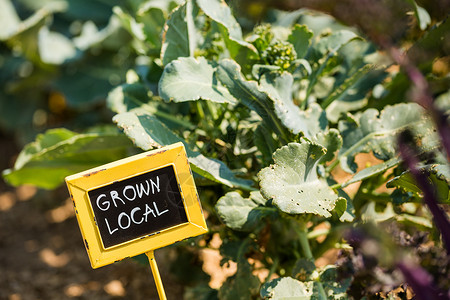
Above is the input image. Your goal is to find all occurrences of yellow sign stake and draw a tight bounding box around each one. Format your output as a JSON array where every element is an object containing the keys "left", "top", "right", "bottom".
[{"left": 146, "top": 251, "right": 167, "bottom": 300}]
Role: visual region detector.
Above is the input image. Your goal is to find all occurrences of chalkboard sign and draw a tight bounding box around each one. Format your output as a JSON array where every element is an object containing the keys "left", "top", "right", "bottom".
[
  {"left": 66, "top": 143, "right": 207, "bottom": 268},
  {"left": 88, "top": 165, "right": 188, "bottom": 249}
]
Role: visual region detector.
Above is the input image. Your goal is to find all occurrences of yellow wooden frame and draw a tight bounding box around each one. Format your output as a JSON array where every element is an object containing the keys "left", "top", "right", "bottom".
[{"left": 65, "top": 142, "right": 207, "bottom": 268}]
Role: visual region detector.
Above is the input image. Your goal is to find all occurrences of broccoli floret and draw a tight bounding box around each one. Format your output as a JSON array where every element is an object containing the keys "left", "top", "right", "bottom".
[
  {"left": 253, "top": 24, "right": 274, "bottom": 45},
  {"left": 261, "top": 40, "right": 297, "bottom": 70},
  {"left": 249, "top": 23, "right": 274, "bottom": 53}
]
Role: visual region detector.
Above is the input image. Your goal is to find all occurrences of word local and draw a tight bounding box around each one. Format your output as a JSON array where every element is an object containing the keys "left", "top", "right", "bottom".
[{"left": 94, "top": 176, "right": 169, "bottom": 235}]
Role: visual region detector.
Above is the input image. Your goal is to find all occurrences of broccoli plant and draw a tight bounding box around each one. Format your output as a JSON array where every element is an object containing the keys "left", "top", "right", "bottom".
[{"left": 2, "top": 0, "right": 449, "bottom": 299}]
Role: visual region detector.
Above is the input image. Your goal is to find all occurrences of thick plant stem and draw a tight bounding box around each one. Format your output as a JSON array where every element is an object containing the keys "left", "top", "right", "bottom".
[
  {"left": 196, "top": 101, "right": 205, "bottom": 120},
  {"left": 295, "top": 221, "right": 328, "bottom": 300},
  {"left": 297, "top": 222, "right": 313, "bottom": 260}
]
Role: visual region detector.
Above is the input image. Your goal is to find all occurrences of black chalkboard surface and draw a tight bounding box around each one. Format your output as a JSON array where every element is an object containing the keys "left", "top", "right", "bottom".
[{"left": 88, "top": 165, "right": 188, "bottom": 249}]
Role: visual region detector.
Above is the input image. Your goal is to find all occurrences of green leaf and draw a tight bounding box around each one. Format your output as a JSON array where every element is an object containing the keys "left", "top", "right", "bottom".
[
  {"left": 288, "top": 24, "right": 313, "bottom": 59},
  {"left": 342, "top": 157, "right": 402, "bottom": 188},
  {"left": 260, "top": 277, "right": 313, "bottom": 299},
  {"left": 415, "top": 5, "right": 431, "bottom": 30},
  {"left": 428, "top": 164, "right": 450, "bottom": 185},
  {"left": 0, "top": 0, "right": 21, "bottom": 40},
  {"left": 161, "top": 58, "right": 324, "bottom": 141},
  {"left": 309, "top": 30, "right": 360, "bottom": 62},
  {"left": 396, "top": 214, "right": 433, "bottom": 229},
  {"left": 79, "top": 14, "right": 130, "bottom": 51},
  {"left": 161, "top": 0, "right": 199, "bottom": 65},
  {"left": 407, "top": 17, "right": 450, "bottom": 67},
  {"left": 2, "top": 128, "right": 133, "bottom": 189},
  {"left": 48, "top": 0, "right": 117, "bottom": 22},
  {"left": 389, "top": 172, "right": 422, "bottom": 194},
  {"left": 159, "top": 57, "right": 237, "bottom": 104},
  {"left": 254, "top": 123, "right": 279, "bottom": 165},
  {"left": 268, "top": 9, "right": 305, "bottom": 28},
  {"left": 337, "top": 103, "right": 437, "bottom": 173},
  {"left": 113, "top": 109, "right": 181, "bottom": 147},
  {"left": 13, "top": 129, "right": 77, "bottom": 169},
  {"left": 252, "top": 64, "right": 281, "bottom": 79},
  {"left": 196, "top": 0, "right": 256, "bottom": 56},
  {"left": 295, "top": 10, "right": 350, "bottom": 36},
  {"left": 38, "top": 27, "right": 77, "bottom": 65},
  {"left": 325, "top": 67, "right": 387, "bottom": 123},
  {"left": 313, "top": 129, "right": 342, "bottom": 164},
  {"left": 54, "top": 54, "right": 126, "bottom": 108},
  {"left": 332, "top": 184, "right": 355, "bottom": 222},
  {"left": 259, "top": 71, "right": 328, "bottom": 138},
  {"left": 114, "top": 6, "right": 165, "bottom": 55},
  {"left": 216, "top": 59, "right": 292, "bottom": 142},
  {"left": 333, "top": 198, "right": 347, "bottom": 221},
  {"left": 258, "top": 72, "right": 294, "bottom": 110},
  {"left": 215, "top": 191, "right": 274, "bottom": 232},
  {"left": 258, "top": 141, "right": 339, "bottom": 217},
  {"left": 74, "top": 18, "right": 115, "bottom": 51},
  {"left": 113, "top": 7, "right": 145, "bottom": 40},
  {"left": 313, "top": 76, "right": 335, "bottom": 99},
  {"left": 292, "top": 258, "right": 316, "bottom": 281},
  {"left": 406, "top": 0, "right": 431, "bottom": 30},
  {"left": 219, "top": 238, "right": 252, "bottom": 263},
  {"left": 2, "top": 2, "right": 66, "bottom": 63},
  {"left": 387, "top": 164, "right": 450, "bottom": 204},
  {"left": 137, "top": 0, "right": 181, "bottom": 13},
  {"left": 107, "top": 83, "right": 151, "bottom": 113},
  {"left": 113, "top": 108, "right": 253, "bottom": 189},
  {"left": 318, "top": 266, "right": 352, "bottom": 298},
  {"left": 0, "top": 1, "right": 66, "bottom": 40},
  {"left": 361, "top": 202, "right": 396, "bottom": 223},
  {"left": 195, "top": 0, "right": 242, "bottom": 42},
  {"left": 233, "top": 117, "right": 260, "bottom": 155},
  {"left": 138, "top": 6, "right": 166, "bottom": 51},
  {"left": 321, "top": 64, "right": 373, "bottom": 109},
  {"left": 108, "top": 83, "right": 196, "bottom": 130},
  {"left": 435, "top": 91, "right": 450, "bottom": 114},
  {"left": 304, "top": 30, "right": 362, "bottom": 103},
  {"left": 272, "top": 266, "right": 351, "bottom": 300}
]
